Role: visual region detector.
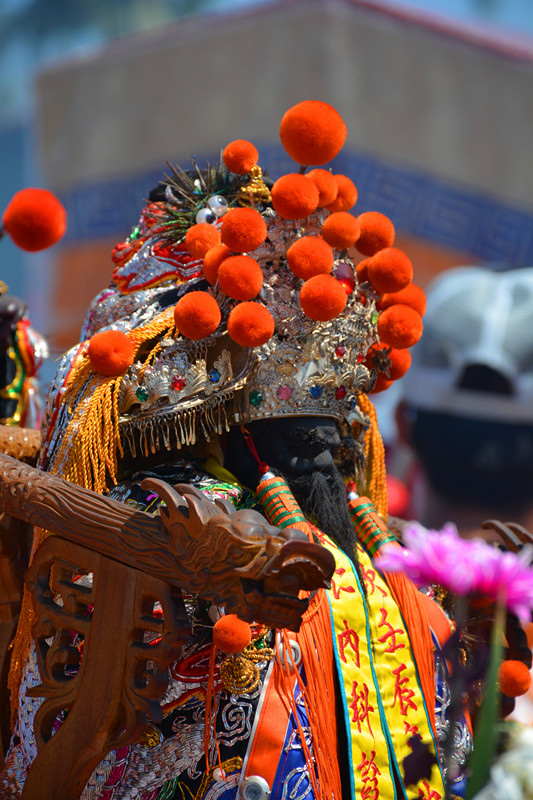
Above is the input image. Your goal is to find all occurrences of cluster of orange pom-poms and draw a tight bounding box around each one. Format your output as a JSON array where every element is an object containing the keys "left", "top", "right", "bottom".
[
  {"left": 87, "top": 101, "right": 424, "bottom": 384},
  {"left": 178, "top": 101, "right": 425, "bottom": 387},
  {"left": 176, "top": 204, "right": 274, "bottom": 346}
]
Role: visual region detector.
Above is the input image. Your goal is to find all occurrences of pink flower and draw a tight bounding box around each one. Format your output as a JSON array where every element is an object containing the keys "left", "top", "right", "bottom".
[{"left": 375, "top": 522, "right": 533, "bottom": 620}]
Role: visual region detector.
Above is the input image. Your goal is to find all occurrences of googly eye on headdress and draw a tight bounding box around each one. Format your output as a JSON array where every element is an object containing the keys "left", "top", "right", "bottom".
[
  {"left": 207, "top": 195, "right": 229, "bottom": 217},
  {"left": 195, "top": 195, "right": 229, "bottom": 225},
  {"left": 196, "top": 207, "right": 218, "bottom": 225}
]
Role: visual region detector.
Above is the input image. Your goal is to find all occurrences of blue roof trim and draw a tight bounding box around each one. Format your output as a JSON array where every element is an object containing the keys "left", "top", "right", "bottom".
[{"left": 59, "top": 145, "right": 533, "bottom": 268}]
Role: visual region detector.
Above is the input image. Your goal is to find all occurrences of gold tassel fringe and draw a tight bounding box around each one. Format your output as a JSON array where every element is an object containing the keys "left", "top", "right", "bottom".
[{"left": 357, "top": 393, "right": 388, "bottom": 520}]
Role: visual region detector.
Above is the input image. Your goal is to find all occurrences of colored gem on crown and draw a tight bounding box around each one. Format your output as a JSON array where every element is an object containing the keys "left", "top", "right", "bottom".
[
  {"left": 171, "top": 376, "right": 187, "bottom": 391},
  {"left": 249, "top": 390, "right": 263, "bottom": 407},
  {"left": 277, "top": 385, "right": 293, "bottom": 401}
]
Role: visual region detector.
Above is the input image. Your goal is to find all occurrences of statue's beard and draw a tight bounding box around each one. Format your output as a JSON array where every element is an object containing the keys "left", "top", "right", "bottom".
[{"left": 284, "top": 468, "right": 358, "bottom": 567}]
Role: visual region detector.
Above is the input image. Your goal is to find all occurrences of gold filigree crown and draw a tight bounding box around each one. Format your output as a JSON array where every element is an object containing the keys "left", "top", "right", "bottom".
[{"left": 107, "top": 211, "right": 376, "bottom": 447}]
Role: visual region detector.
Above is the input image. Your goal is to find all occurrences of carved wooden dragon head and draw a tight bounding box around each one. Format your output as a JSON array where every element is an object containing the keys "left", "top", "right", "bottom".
[{"left": 143, "top": 479, "right": 336, "bottom": 630}]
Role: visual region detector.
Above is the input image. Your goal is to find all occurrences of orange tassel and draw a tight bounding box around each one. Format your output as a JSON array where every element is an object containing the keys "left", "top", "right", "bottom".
[
  {"left": 258, "top": 474, "right": 341, "bottom": 800},
  {"left": 204, "top": 644, "right": 218, "bottom": 771}
]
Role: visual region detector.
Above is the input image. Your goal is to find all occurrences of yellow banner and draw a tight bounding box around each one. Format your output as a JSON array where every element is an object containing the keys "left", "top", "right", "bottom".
[{"left": 323, "top": 535, "right": 445, "bottom": 800}]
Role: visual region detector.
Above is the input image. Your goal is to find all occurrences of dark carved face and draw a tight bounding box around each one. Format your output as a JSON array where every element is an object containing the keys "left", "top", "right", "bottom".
[
  {"left": 256, "top": 417, "right": 342, "bottom": 478},
  {"left": 225, "top": 416, "right": 342, "bottom": 485}
]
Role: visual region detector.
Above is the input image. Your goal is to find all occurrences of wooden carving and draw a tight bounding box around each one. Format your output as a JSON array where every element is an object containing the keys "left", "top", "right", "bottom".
[
  {"left": 21, "top": 541, "right": 189, "bottom": 800},
  {"left": 481, "top": 519, "right": 533, "bottom": 550},
  {"left": 0, "top": 449, "right": 334, "bottom": 798},
  {"left": 0, "top": 425, "right": 40, "bottom": 465},
  {"left": 0, "top": 451, "right": 335, "bottom": 631},
  {"left": 0, "top": 426, "right": 39, "bottom": 763},
  {"left": 0, "top": 514, "right": 31, "bottom": 766}
]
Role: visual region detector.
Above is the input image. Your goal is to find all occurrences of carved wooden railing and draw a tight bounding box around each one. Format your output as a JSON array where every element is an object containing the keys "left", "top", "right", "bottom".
[
  {"left": 0, "top": 450, "right": 334, "bottom": 800},
  {"left": 0, "top": 426, "right": 40, "bottom": 769}
]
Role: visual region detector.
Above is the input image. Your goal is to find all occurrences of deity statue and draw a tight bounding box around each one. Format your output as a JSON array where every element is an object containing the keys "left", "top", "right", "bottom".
[{"left": 0, "top": 102, "right": 471, "bottom": 800}]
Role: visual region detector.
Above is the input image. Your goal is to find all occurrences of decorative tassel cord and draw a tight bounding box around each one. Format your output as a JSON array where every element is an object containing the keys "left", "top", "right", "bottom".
[
  {"left": 358, "top": 394, "right": 388, "bottom": 520},
  {"left": 51, "top": 307, "right": 175, "bottom": 494},
  {"left": 8, "top": 307, "right": 176, "bottom": 724}
]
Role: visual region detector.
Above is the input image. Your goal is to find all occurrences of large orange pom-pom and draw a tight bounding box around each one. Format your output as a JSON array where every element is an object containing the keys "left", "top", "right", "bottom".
[
  {"left": 185, "top": 223, "right": 221, "bottom": 259},
  {"left": 378, "top": 304, "right": 423, "bottom": 349},
  {"left": 498, "top": 660, "right": 531, "bottom": 697},
  {"left": 306, "top": 169, "right": 339, "bottom": 207},
  {"left": 286, "top": 236, "right": 334, "bottom": 280},
  {"left": 367, "top": 247, "right": 413, "bottom": 294},
  {"left": 223, "top": 139, "right": 259, "bottom": 174},
  {"left": 2, "top": 187, "right": 66, "bottom": 252},
  {"left": 279, "top": 101, "right": 347, "bottom": 166},
  {"left": 174, "top": 291, "right": 221, "bottom": 340},
  {"left": 271, "top": 174, "right": 319, "bottom": 220},
  {"left": 370, "top": 375, "right": 393, "bottom": 394},
  {"left": 325, "top": 175, "right": 358, "bottom": 213},
  {"left": 213, "top": 614, "right": 252, "bottom": 654},
  {"left": 366, "top": 343, "right": 412, "bottom": 380},
  {"left": 203, "top": 244, "right": 231, "bottom": 285},
  {"left": 355, "top": 211, "right": 395, "bottom": 257},
  {"left": 228, "top": 302, "right": 275, "bottom": 347},
  {"left": 221, "top": 207, "right": 267, "bottom": 253},
  {"left": 321, "top": 212, "right": 360, "bottom": 250},
  {"left": 300, "top": 274, "right": 347, "bottom": 321},
  {"left": 217, "top": 255, "right": 263, "bottom": 300},
  {"left": 378, "top": 284, "right": 427, "bottom": 317},
  {"left": 88, "top": 330, "right": 135, "bottom": 377}
]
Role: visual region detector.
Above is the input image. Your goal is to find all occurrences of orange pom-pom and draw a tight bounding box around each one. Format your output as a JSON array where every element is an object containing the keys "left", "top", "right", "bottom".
[
  {"left": 286, "top": 236, "right": 334, "bottom": 280},
  {"left": 217, "top": 255, "right": 263, "bottom": 300},
  {"left": 378, "top": 283, "right": 427, "bottom": 317},
  {"left": 228, "top": 302, "right": 275, "bottom": 347},
  {"left": 378, "top": 304, "right": 423, "bottom": 349},
  {"left": 88, "top": 330, "right": 135, "bottom": 377},
  {"left": 325, "top": 175, "right": 358, "bottom": 213},
  {"left": 185, "top": 223, "right": 221, "bottom": 259},
  {"left": 223, "top": 139, "right": 259, "bottom": 174},
  {"left": 387, "top": 348, "right": 412, "bottom": 380},
  {"left": 366, "top": 343, "right": 412, "bottom": 380},
  {"left": 368, "top": 247, "right": 413, "bottom": 294},
  {"left": 221, "top": 207, "right": 267, "bottom": 253},
  {"left": 370, "top": 375, "right": 393, "bottom": 394},
  {"left": 355, "top": 211, "right": 395, "bottom": 257},
  {"left": 306, "top": 169, "right": 339, "bottom": 207},
  {"left": 203, "top": 244, "right": 231, "bottom": 285},
  {"left": 498, "top": 660, "right": 531, "bottom": 697},
  {"left": 356, "top": 258, "right": 372, "bottom": 284},
  {"left": 279, "top": 100, "right": 347, "bottom": 166},
  {"left": 174, "top": 291, "right": 221, "bottom": 340},
  {"left": 2, "top": 187, "right": 66, "bottom": 252},
  {"left": 213, "top": 614, "right": 252, "bottom": 654},
  {"left": 299, "top": 274, "right": 347, "bottom": 321},
  {"left": 271, "top": 174, "right": 319, "bottom": 220},
  {"left": 321, "top": 212, "right": 360, "bottom": 250}
]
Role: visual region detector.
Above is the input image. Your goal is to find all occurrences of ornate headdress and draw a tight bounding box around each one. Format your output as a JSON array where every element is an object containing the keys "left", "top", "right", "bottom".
[{"left": 40, "top": 101, "right": 425, "bottom": 496}]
